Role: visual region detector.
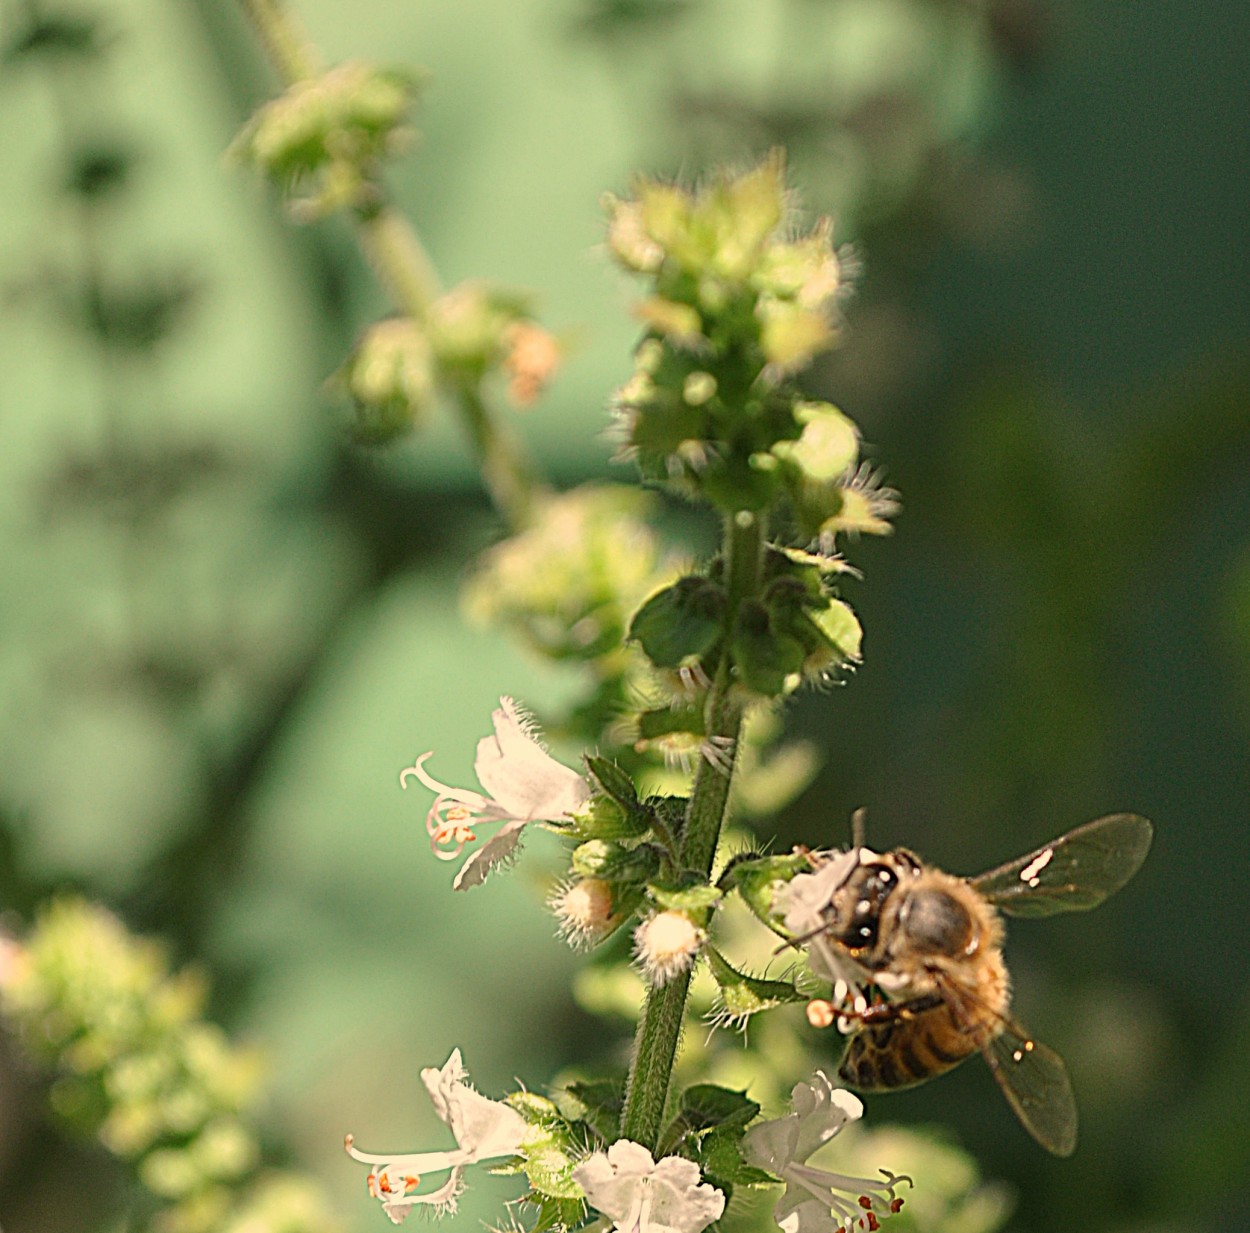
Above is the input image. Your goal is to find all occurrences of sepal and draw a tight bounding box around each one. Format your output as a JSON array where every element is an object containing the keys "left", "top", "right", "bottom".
[
  {"left": 629, "top": 577, "right": 726, "bottom": 669},
  {"left": 705, "top": 946, "right": 805, "bottom": 1027},
  {"left": 718, "top": 850, "right": 812, "bottom": 932}
]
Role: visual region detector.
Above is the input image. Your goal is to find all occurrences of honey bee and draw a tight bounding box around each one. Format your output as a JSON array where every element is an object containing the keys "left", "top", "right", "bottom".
[{"left": 795, "top": 812, "right": 1153, "bottom": 1156}]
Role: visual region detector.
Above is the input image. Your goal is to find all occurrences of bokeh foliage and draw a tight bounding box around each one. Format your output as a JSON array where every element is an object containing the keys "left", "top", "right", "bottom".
[{"left": 2, "top": 0, "right": 1248, "bottom": 1230}]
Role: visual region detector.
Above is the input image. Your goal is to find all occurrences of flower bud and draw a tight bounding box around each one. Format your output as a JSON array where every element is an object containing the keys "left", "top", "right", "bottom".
[
  {"left": 730, "top": 599, "right": 805, "bottom": 698},
  {"left": 633, "top": 910, "right": 705, "bottom": 986},
  {"left": 336, "top": 316, "right": 433, "bottom": 443},
  {"left": 719, "top": 850, "right": 812, "bottom": 929},
  {"left": 758, "top": 299, "right": 837, "bottom": 373},
  {"left": 636, "top": 298, "right": 703, "bottom": 347},
  {"left": 550, "top": 878, "right": 622, "bottom": 949},
  {"left": 502, "top": 320, "right": 561, "bottom": 407},
  {"left": 572, "top": 840, "right": 661, "bottom": 884},
  {"left": 231, "top": 60, "right": 416, "bottom": 203},
  {"left": 771, "top": 402, "right": 860, "bottom": 483}
]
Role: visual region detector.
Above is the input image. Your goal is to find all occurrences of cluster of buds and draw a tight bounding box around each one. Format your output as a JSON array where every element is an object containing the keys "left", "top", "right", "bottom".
[
  {"left": 333, "top": 282, "right": 561, "bottom": 444},
  {"left": 0, "top": 900, "right": 338, "bottom": 1233},
  {"left": 462, "top": 483, "right": 677, "bottom": 663},
  {"left": 630, "top": 545, "right": 863, "bottom": 704},
  {"left": 605, "top": 152, "right": 894, "bottom": 525},
  {"left": 230, "top": 59, "right": 417, "bottom": 219}
]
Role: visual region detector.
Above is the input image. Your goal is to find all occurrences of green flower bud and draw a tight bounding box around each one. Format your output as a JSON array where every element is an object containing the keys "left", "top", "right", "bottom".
[
  {"left": 636, "top": 297, "right": 703, "bottom": 346},
  {"left": 336, "top": 316, "right": 433, "bottom": 444},
  {"left": 572, "top": 793, "right": 648, "bottom": 841},
  {"left": 682, "top": 371, "right": 718, "bottom": 406},
  {"left": 730, "top": 599, "right": 804, "bottom": 697},
  {"left": 571, "top": 840, "right": 661, "bottom": 883},
  {"left": 755, "top": 219, "right": 843, "bottom": 308},
  {"left": 427, "top": 280, "right": 530, "bottom": 380},
  {"left": 804, "top": 597, "right": 863, "bottom": 671},
  {"left": 231, "top": 61, "right": 416, "bottom": 209},
  {"left": 603, "top": 195, "right": 665, "bottom": 273},
  {"left": 718, "top": 850, "right": 811, "bottom": 928},
  {"left": 758, "top": 298, "right": 837, "bottom": 373},
  {"left": 463, "top": 484, "right": 673, "bottom": 662}
]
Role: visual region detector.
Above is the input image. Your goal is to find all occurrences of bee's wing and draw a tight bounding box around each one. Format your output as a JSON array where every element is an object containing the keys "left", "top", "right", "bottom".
[
  {"left": 968, "top": 813, "right": 1153, "bottom": 917},
  {"left": 982, "top": 1022, "right": 1077, "bottom": 1157}
]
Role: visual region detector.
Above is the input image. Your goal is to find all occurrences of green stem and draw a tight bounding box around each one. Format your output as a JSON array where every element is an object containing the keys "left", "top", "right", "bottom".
[
  {"left": 455, "top": 385, "right": 547, "bottom": 529},
  {"left": 232, "top": 0, "right": 545, "bottom": 531},
  {"left": 353, "top": 196, "right": 443, "bottom": 319},
  {"left": 619, "top": 508, "right": 766, "bottom": 1150}
]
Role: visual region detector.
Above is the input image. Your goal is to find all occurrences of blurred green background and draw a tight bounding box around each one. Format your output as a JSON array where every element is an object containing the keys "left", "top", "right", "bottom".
[{"left": 1, "top": 0, "right": 1248, "bottom": 1230}]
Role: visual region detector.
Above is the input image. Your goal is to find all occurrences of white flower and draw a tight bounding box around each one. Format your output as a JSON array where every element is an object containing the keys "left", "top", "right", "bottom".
[
  {"left": 402, "top": 697, "right": 591, "bottom": 890},
  {"left": 776, "top": 850, "right": 866, "bottom": 992},
  {"left": 573, "top": 1140, "right": 726, "bottom": 1233},
  {"left": 345, "top": 1049, "right": 529, "bottom": 1225},
  {"left": 741, "top": 1072, "right": 910, "bottom": 1233},
  {"left": 633, "top": 911, "right": 705, "bottom": 986}
]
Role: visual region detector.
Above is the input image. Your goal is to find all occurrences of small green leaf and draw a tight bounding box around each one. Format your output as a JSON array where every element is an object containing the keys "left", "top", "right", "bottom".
[
  {"left": 526, "top": 1194, "right": 587, "bottom": 1233},
  {"left": 507, "top": 1091, "right": 564, "bottom": 1128},
  {"left": 560, "top": 1077, "right": 624, "bottom": 1143},
  {"left": 677, "top": 1083, "right": 761, "bottom": 1132}
]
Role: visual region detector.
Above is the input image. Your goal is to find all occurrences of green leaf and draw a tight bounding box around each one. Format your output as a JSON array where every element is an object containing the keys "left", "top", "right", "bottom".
[
  {"left": 508, "top": 1091, "right": 565, "bottom": 1128},
  {"left": 526, "top": 1192, "right": 587, "bottom": 1233},
  {"left": 559, "top": 1076, "right": 624, "bottom": 1144},
  {"left": 677, "top": 1083, "right": 761, "bottom": 1132}
]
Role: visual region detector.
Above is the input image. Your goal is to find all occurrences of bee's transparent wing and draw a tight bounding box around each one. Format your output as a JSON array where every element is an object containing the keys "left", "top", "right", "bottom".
[
  {"left": 982, "top": 1023, "right": 1077, "bottom": 1157},
  {"left": 969, "top": 813, "right": 1153, "bottom": 918}
]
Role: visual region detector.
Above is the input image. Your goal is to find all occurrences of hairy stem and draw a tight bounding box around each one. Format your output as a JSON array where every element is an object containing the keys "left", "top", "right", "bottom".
[{"left": 620, "top": 508, "right": 765, "bottom": 1150}]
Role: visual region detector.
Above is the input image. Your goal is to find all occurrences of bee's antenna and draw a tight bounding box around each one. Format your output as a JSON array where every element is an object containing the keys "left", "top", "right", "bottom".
[{"left": 851, "top": 807, "right": 868, "bottom": 849}]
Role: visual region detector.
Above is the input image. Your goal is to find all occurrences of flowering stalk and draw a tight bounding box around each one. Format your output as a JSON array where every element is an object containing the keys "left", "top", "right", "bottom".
[
  {"left": 621, "top": 507, "right": 765, "bottom": 1151},
  {"left": 231, "top": 0, "right": 545, "bottom": 529}
]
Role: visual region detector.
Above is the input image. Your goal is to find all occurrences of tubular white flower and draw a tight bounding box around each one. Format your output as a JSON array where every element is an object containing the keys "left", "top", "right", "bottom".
[
  {"left": 401, "top": 697, "right": 591, "bottom": 890},
  {"left": 573, "top": 1140, "right": 726, "bottom": 1233},
  {"left": 742, "top": 1072, "right": 911, "bottom": 1233},
  {"left": 345, "top": 1049, "right": 529, "bottom": 1225}
]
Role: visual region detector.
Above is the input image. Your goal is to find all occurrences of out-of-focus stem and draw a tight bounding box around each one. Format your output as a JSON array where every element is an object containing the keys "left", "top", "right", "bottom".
[
  {"left": 232, "top": 0, "right": 547, "bottom": 529},
  {"left": 235, "top": 0, "right": 323, "bottom": 81}
]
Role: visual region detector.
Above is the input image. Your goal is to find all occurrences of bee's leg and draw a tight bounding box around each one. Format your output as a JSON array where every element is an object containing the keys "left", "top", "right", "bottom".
[{"left": 853, "top": 992, "right": 945, "bottom": 1025}]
